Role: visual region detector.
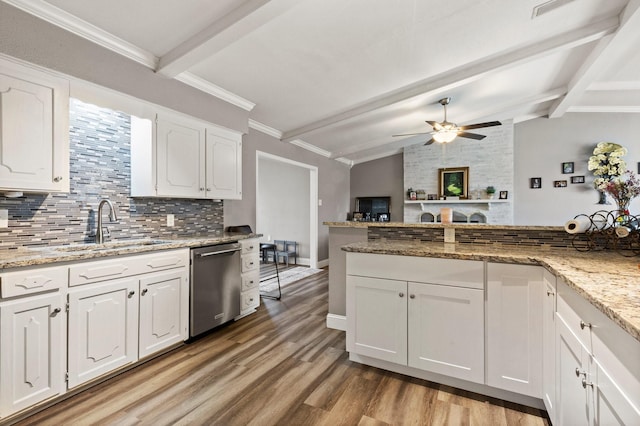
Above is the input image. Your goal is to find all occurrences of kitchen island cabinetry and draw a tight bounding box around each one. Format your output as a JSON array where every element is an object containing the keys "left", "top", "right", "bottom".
[
  {"left": 347, "top": 253, "right": 485, "bottom": 384},
  {"left": 238, "top": 238, "right": 260, "bottom": 316},
  {"left": 542, "top": 269, "right": 557, "bottom": 424},
  {"left": 0, "top": 56, "right": 69, "bottom": 194},
  {"left": 487, "top": 263, "right": 543, "bottom": 398},
  {"left": 131, "top": 113, "right": 242, "bottom": 200}
]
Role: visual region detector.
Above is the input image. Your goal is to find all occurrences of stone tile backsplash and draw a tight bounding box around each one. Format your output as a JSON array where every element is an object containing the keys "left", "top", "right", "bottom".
[{"left": 0, "top": 99, "right": 223, "bottom": 250}]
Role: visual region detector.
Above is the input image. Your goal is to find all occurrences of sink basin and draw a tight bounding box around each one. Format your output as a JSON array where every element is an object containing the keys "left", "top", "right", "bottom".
[{"left": 47, "top": 239, "right": 174, "bottom": 253}]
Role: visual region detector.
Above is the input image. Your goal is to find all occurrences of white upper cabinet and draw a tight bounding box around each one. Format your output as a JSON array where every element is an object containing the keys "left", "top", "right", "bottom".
[
  {"left": 131, "top": 112, "right": 242, "bottom": 200},
  {"left": 0, "top": 57, "right": 69, "bottom": 193}
]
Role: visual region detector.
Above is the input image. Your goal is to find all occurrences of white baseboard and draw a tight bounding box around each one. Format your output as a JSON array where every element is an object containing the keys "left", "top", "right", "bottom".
[
  {"left": 317, "top": 258, "right": 329, "bottom": 269},
  {"left": 326, "top": 313, "right": 346, "bottom": 331}
]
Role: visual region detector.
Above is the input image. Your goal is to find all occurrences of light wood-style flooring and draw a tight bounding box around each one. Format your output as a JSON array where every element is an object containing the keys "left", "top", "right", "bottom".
[{"left": 16, "top": 268, "right": 550, "bottom": 426}]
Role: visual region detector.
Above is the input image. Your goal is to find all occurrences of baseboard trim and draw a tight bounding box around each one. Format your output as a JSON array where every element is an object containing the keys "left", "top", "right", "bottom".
[
  {"left": 326, "top": 313, "right": 346, "bottom": 331},
  {"left": 317, "top": 258, "right": 329, "bottom": 269}
]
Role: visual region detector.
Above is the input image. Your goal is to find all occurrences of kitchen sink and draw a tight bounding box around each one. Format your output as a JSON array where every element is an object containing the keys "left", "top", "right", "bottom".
[{"left": 46, "top": 239, "right": 175, "bottom": 253}]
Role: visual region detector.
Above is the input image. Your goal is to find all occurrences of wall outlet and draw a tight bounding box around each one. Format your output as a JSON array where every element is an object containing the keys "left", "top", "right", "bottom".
[
  {"left": 167, "top": 214, "right": 174, "bottom": 227},
  {"left": 0, "top": 210, "right": 7, "bottom": 228}
]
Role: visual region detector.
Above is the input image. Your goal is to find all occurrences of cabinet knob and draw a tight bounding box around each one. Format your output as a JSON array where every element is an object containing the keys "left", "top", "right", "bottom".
[
  {"left": 575, "top": 368, "right": 582, "bottom": 377},
  {"left": 141, "top": 289, "right": 148, "bottom": 296},
  {"left": 51, "top": 307, "right": 61, "bottom": 316},
  {"left": 409, "top": 294, "right": 415, "bottom": 299},
  {"left": 399, "top": 292, "right": 404, "bottom": 298},
  {"left": 579, "top": 320, "right": 592, "bottom": 330},
  {"left": 547, "top": 291, "right": 554, "bottom": 296},
  {"left": 206, "top": 188, "right": 211, "bottom": 191},
  {"left": 128, "top": 290, "right": 135, "bottom": 298},
  {"left": 581, "top": 378, "right": 594, "bottom": 389},
  {"left": 199, "top": 187, "right": 205, "bottom": 191},
  {"left": 53, "top": 176, "right": 63, "bottom": 182}
]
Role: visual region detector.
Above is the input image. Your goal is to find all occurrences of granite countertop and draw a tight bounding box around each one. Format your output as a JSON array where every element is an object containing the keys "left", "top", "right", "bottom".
[
  {"left": 0, "top": 233, "right": 261, "bottom": 270},
  {"left": 343, "top": 240, "right": 640, "bottom": 343},
  {"left": 324, "top": 221, "right": 564, "bottom": 231}
]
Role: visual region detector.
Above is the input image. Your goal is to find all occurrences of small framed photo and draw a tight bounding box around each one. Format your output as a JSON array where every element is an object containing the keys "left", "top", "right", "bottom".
[
  {"left": 352, "top": 212, "right": 364, "bottom": 221},
  {"left": 499, "top": 191, "right": 508, "bottom": 199},
  {"left": 376, "top": 212, "right": 390, "bottom": 222},
  {"left": 571, "top": 176, "right": 585, "bottom": 184},
  {"left": 562, "top": 162, "right": 574, "bottom": 174},
  {"left": 427, "top": 193, "right": 437, "bottom": 200},
  {"left": 637, "top": 162, "right": 640, "bottom": 174},
  {"left": 530, "top": 177, "right": 542, "bottom": 189},
  {"left": 554, "top": 180, "right": 567, "bottom": 188}
]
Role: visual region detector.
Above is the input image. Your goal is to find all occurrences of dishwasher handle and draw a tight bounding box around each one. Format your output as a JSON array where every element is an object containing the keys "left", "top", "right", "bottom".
[{"left": 197, "top": 248, "right": 242, "bottom": 257}]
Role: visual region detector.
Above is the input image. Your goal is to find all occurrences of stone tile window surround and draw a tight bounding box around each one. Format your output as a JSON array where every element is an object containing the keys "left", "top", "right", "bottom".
[{"left": 0, "top": 99, "right": 224, "bottom": 250}]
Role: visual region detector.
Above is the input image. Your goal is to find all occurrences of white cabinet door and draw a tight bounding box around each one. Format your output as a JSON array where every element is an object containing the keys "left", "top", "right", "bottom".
[
  {"left": 206, "top": 128, "right": 242, "bottom": 200},
  {"left": 0, "top": 59, "right": 69, "bottom": 192},
  {"left": 0, "top": 292, "right": 65, "bottom": 417},
  {"left": 67, "top": 278, "right": 139, "bottom": 388},
  {"left": 542, "top": 270, "right": 557, "bottom": 424},
  {"left": 595, "top": 361, "right": 640, "bottom": 425},
  {"left": 346, "top": 275, "right": 407, "bottom": 364},
  {"left": 487, "top": 263, "right": 543, "bottom": 398},
  {"left": 155, "top": 115, "right": 205, "bottom": 198},
  {"left": 139, "top": 270, "right": 188, "bottom": 359},
  {"left": 556, "top": 315, "right": 592, "bottom": 426},
  {"left": 407, "top": 281, "right": 484, "bottom": 384}
]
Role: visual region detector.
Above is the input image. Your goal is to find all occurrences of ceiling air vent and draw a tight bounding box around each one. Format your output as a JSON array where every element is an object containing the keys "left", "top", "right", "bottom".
[{"left": 532, "top": 0, "right": 576, "bottom": 18}]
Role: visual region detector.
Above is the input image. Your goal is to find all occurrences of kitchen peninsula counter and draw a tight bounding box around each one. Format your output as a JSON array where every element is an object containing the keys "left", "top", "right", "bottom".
[{"left": 343, "top": 240, "right": 640, "bottom": 343}]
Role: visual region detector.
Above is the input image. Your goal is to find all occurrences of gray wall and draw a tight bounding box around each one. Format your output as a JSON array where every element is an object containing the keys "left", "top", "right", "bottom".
[
  {"left": 225, "top": 130, "right": 350, "bottom": 262},
  {"left": 350, "top": 154, "right": 404, "bottom": 222},
  {"left": 257, "top": 157, "right": 311, "bottom": 260}
]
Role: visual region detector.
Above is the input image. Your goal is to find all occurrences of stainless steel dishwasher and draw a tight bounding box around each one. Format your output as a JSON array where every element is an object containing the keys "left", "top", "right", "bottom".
[{"left": 190, "top": 242, "right": 242, "bottom": 337}]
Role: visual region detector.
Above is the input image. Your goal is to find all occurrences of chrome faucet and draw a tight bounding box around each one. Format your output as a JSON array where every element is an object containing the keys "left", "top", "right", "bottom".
[{"left": 96, "top": 199, "right": 118, "bottom": 244}]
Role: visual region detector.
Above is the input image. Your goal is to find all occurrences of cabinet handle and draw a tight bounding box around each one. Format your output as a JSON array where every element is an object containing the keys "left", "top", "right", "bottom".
[
  {"left": 547, "top": 291, "right": 554, "bottom": 296},
  {"left": 409, "top": 294, "right": 415, "bottom": 299},
  {"left": 206, "top": 188, "right": 211, "bottom": 191},
  {"left": 141, "top": 289, "right": 148, "bottom": 296},
  {"left": 575, "top": 368, "right": 583, "bottom": 377},
  {"left": 580, "top": 320, "right": 592, "bottom": 330},
  {"left": 128, "top": 290, "right": 135, "bottom": 298},
  {"left": 581, "top": 378, "right": 594, "bottom": 389},
  {"left": 199, "top": 187, "right": 205, "bottom": 191},
  {"left": 51, "top": 307, "right": 61, "bottom": 316},
  {"left": 399, "top": 292, "right": 404, "bottom": 298},
  {"left": 53, "top": 176, "right": 63, "bottom": 182},
  {"left": 249, "top": 298, "right": 254, "bottom": 302}
]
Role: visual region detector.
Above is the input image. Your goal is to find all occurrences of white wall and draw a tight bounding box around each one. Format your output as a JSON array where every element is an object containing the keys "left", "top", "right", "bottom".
[
  {"left": 257, "top": 157, "right": 311, "bottom": 261},
  {"left": 515, "top": 113, "right": 640, "bottom": 225}
]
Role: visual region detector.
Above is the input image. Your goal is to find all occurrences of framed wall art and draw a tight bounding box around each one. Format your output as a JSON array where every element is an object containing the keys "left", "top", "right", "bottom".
[
  {"left": 571, "top": 176, "right": 585, "bottom": 184},
  {"left": 530, "top": 177, "right": 541, "bottom": 189},
  {"left": 438, "top": 167, "right": 469, "bottom": 199},
  {"left": 562, "top": 162, "right": 574, "bottom": 174}
]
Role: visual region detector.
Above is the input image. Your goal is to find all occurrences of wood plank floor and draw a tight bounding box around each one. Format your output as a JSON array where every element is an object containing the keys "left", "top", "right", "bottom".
[{"left": 16, "top": 268, "right": 550, "bottom": 426}]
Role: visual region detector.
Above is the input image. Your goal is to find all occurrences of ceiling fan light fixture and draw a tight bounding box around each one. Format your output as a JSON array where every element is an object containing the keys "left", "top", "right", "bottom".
[{"left": 433, "top": 129, "right": 458, "bottom": 143}]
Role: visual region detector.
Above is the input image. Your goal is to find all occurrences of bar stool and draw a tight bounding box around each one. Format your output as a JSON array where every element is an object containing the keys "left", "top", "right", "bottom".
[{"left": 259, "top": 242, "right": 281, "bottom": 300}]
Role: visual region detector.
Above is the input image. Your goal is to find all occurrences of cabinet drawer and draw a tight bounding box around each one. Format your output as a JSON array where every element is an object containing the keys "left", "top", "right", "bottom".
[
  {"left": 241, "top": 272, "right": 259, "bottom": 291},
  {"left": 1, "top": 265, "right": 67, "bottom": 298},
  {"left": 241, "top": 253, "right": 260, "bottom": 273},
  {"left": 240, "top": 238, "right": 258, "bottom": 254},
  {"left": 241, "top": 289, "right": 260, "bottom": 311},
  {"left": 69, "top": 249, "right": 189, "bottom": 286}
]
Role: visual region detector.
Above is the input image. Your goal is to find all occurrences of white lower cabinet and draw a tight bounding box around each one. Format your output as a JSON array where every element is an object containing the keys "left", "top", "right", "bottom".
[
  {"left": 487, "top": 263, "right": 543, "bottom": 398},
  {"left": 542, "top": 269, "right": 557, "bottom": 424},
  {"left": 0, "top": 292, "right": 66, "bottom": 416},
  {"left": 67, "top": 278, "right": 139, "bottom": 389},
  {"left": 239, "top": 238, "right": 259, "bottom": 315},
  {"left": 139, "top": 269, "right": 189, "bottom": 359}
]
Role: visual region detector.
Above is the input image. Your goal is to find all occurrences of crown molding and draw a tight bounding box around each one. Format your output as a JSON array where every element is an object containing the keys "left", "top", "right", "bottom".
[
  {"left": 289, "top": 139, "right": 332, "bottom": 158},
  {"left": 248, "top": 119, "right": 282, "bottom": 138},
  {"left": 334, "top": 157, "right": 354, "bottom": 167},
  {"left": 175, "top": 72, "right": 255, "bottom": 111},
  {"left": 567, "top": 105, "right": 640, "bottom": 113},
  {"left": 4, "top": 0, "right": 158, "bottom": 68},
  {"left": 588, "top": 81, "right": 640, "bottom": 91}
]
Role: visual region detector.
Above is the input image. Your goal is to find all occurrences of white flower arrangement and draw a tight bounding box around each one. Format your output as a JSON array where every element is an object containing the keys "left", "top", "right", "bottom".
[{"left": 587, "top": 142, "right": 627, "bottom": 190}]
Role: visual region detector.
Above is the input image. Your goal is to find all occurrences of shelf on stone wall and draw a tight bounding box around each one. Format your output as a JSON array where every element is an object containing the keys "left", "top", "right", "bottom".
[{"left": 404, "top": 199, "right": 510, "bottom": 211}]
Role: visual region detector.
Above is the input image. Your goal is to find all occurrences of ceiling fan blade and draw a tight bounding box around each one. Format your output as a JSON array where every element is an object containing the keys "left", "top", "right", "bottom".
[
  {"left": 392, "top": 132, "right": 431, "bottom": 137},
  {"left": 458, "top": 121, "right": 502, "bottom": 131},
  {"left": 424, "top": 138, "right": 435, "bottom": 145},
  {"left": 457, "top": 132, "right": 486, "bottom": 140},
  {"left": 426, "top": 120, "right": 442, "bottom": 130}
]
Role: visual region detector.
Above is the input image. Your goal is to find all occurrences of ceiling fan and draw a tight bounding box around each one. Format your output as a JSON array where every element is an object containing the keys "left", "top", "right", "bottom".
[{"left": 393, "top": 97, "right": 502, "bottom": 145}]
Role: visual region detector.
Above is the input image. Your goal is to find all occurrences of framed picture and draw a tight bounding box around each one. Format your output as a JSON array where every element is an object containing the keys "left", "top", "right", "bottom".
[
  {"left": 571, "top": 176, "right": 585, "bottom": 184},
  {"left": 352, "top": 212, "right": 363, "bottom": 221},
  {"left": 427, "top": 193, "right": 437, "bottom": 200},
  {"left": 499, "top": 191, "right": 508, "bottom": 199},
  {"left": 438, "top": 167, "right": 469, "bottom": 199},
  {"left": 637, "top": 162, "right": 640, "bottom": 174},
  {"left": 554, "top": 180, "right": 567, "bottom": 188},
  {"left": 530, "top": 177, "right": 541, "bottom": 189},
  {"left": 562, "top": 162, "right": 574, "bottom": 174},
  {"left": 376, "top": 212, "right": 390, "bottom": 222}
]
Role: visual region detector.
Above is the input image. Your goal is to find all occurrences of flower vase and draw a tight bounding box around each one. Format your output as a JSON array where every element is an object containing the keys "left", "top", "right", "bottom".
[{"left": 597, "top": 190, "right": 608, "bottom": 205}]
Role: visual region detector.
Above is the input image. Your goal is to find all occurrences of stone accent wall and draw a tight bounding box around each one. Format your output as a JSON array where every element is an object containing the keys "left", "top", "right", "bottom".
[
  {"left": 403, "top": 122, "right": 514, "bottom": 224},
  {"left": 0, "top": 99, "right": 224, "bottom": 250},
  {"left": 368, "top": 226, "right": 571, "bottom": 248}
]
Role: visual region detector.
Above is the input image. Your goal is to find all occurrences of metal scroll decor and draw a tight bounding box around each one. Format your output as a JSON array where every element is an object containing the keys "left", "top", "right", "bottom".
[{"left": 570, "top": 210, "right": 640, "bottom": 256}]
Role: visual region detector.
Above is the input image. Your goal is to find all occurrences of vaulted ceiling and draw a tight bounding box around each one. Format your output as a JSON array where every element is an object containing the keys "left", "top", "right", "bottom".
[{"left": 6, "top": 0, "right": 640, "bottom": 164}]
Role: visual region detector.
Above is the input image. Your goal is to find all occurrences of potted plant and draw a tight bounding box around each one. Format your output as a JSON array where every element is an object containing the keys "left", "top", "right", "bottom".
[{"left": 486, "top": 186, "right": 496, "bottom": 199}]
